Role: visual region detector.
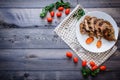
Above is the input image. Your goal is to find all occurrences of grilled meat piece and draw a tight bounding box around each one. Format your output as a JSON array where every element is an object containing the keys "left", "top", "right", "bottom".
[
  {"left": 103, "top": 29, "right": 116, "bottom": 41},
  {"left": 80, "top": 22, "right": 86, "bottom": 34},
  {"left": 79, "top": 16, "right": 116, "bottom": 41}
]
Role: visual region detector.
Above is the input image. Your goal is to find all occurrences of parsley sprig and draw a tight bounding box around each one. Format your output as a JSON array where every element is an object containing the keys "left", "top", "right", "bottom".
[
  {"left": 40, "top": 0, "right": 71, "bottom": 18},
  {"left": 81, "top": 67, "right": 100, "bottom": 78},
  {"left": 73, "top": 9, "right": 85, "bottom": 20}
]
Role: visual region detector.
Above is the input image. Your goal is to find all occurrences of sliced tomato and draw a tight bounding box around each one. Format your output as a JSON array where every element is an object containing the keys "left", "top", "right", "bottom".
[
  {"left": 86, "top": 37, "right": 94, "bottom": 44},
  {"left": 96, "top": 40, "right": 102, "bottom": 48}
]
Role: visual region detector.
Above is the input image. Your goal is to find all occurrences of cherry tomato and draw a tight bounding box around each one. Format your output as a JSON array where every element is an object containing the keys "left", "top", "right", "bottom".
[
  {"left": 66, "top": 52, "right": 72, "bottom": 58},
  {"left": 73, "top": 57, "right": 78, "bottom": 63},
  {"left": 47, "top": 17, "right": 53, "bottom": 23},
  {"left": 100, "top": 65, "right": 106, "bottom": 71},
  {"left": 56, "top": 12, "right": 62, "bottom": 17},
  {"left": 65, "top": 8, "right": 70, "bottom": 15},
  {"left": 50, "top": 11, "right": 54, "bottom": 17},
  {"left": 89, "top": 61, "right": 96, "bottom": 67},
  {"left": 91, "top": 65, "right": 98, "bottom": 71},
  {"left": 58, "top": 7, "right": 64, "bottom": 11},
  {"left": 82, "top": 60, "right": 87, "bottom": 67}
]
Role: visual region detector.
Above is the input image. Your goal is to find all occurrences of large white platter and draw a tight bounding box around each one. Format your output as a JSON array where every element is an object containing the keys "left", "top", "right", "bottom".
[{"left": 76, "top": 11, "right": 119, "bottom": 53}]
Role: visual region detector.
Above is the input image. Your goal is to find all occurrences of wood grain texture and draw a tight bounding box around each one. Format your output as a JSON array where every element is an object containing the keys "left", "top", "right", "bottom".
[
  {"left": 0, "top": 71, "right": 120, "bottom": 80},
  {"left": 0, "top": 0, "right": 77, "bottom": 8},
  {"left": 0, "top": 49, "right": 119, "bottom": 71},
  {"left": 0, "top": 49, "right": 81, "bottom": 70},
  {"left": 0, "top": 29, "right": 120, "bottom": 49},
  {"left": 0, "top": 8, "right": 69, "bottom": 27},
  {"left": 78, "top": 0, "right": 120, "bottom": 8},
  {"left": 0, "top": 8, "right": 119, "bottom": 28},
  {"left": 0, "top": 29, "right": 69, "bottom": 49},
  {"left": 0, "top": 49, "right": 120, "bottom": 79},
  {"left": 0, "top": 0, "right": 119, "bottom": 8},
  {"left": 0, "top": 0, "right": 120, "bottom": 80}
]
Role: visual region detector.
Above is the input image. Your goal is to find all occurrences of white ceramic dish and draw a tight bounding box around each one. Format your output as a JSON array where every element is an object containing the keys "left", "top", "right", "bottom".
[{"left": 76, "top": 11, "right": 119, "bottom": 53}]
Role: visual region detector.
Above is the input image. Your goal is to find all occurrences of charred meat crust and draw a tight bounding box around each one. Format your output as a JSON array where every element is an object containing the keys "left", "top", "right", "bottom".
[{"left": 80, "top": 16, "right": 116, "bottom": 41}]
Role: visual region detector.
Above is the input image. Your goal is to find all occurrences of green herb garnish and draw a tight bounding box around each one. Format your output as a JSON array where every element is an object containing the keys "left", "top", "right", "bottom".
[
  {"left": 73, "top": 9, "right": 85, "bottom": 20},
  {"left": 81, "top": 67, "right": 91, "bottom": 78},
  {"left": 56, "top": 1, "right": 71, "bottom": 9},
  {"left": 81, "top": 67, "right": 100, "bottom": 78},
  {"left": 40, "top": 0, "right": 71, "bottom": 18},
  {"left": 90, "top": 69, "right": 100, "bottom": 77},
  {"left": 40, "top": 3, "right": 55, "bottom": 18}
]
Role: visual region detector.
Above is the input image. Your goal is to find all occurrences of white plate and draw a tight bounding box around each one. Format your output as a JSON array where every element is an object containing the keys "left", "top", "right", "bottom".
[{"left": 76, "top": 11, "right": 119, "bottom": 53}]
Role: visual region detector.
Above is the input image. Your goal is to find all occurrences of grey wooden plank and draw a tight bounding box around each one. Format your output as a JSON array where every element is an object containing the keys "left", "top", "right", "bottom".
[
  {"left": 0, "top": 8, "right": 73, "bottom": 28},
  {"left": 0, "top": 29, "right": 68, "bottom": 49},
  {"left": 90, "top": 71, "right": 120, "bottom": 80},
  {"left": 0, "top": 0, "right": 77, "bottom": 8},
  {"left": 0, "top": 28, "right": 120, "bottom": 49},
  {"left": 0, "top": 71, "right": 120, "bottom": 80},
  {"left": 0, "top": 8, "right": 66, "bottom": 28},
  {"left": 0, "top": 8, "right": 119, "bottom": 28},
  {"left": 0, "top": 49, "right": 81, "bottom": 71},
  {"left": 78, "top": 0, "right": 120, "bottom": 8},
  {"left": 0, "top": 71, "right": 83, "bottom": 80},
  {"left": 0, "top": 0, "right": 119, "bottom": 8},
  {"left": 0, "top": 49, "right": 119, "bottom": 71}
]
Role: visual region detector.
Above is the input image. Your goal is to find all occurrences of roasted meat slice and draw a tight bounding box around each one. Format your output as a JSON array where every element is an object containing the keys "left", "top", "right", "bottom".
[
  {"left": 84, "top": 20, "right": 90, "bottom": 31},
  {"left": 84, "top": 16, "right": 91, "bottom": 21},
  {"left": 102, "top": 21, "right": 116, "bottom": 41},
  {"left": 103, "top": 28, "right": 116, "bottom": 41},
  {"left": 80, "top": 16, "right": 116, "bottom": 41},
  {"left": 89, "top": 17, "right": 97, "bottom": 32},
  {"left": 94, "top": 19, "right": 104, "bottom": 38},
  {"left": 80, "top": 23, "right": 86, "bottom": 34}
]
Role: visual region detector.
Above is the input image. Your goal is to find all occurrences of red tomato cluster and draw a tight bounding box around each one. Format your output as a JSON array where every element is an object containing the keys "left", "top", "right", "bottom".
[
  {"left": 81, "top": 60, "right": 107, "bottom": 71},
  {"left": 47, "top": 7, "right": 71, "bottom": 23},
  {"left": 89, "top": 61, "right": 106, "bottom": 71},
  {"left": 65, "top": 52, "right": 106, "bottom": 71},
  {"left": 66, "top": 52, "right": 78, "bottom": 63}
]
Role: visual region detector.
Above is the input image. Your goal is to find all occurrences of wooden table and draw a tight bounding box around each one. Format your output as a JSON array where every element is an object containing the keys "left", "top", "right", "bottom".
[{"left": 0, "top": 0, "right": 120, "bottom": 80}]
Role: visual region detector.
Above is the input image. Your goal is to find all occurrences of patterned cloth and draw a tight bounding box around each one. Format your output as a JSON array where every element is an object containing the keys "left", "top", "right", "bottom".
[{"left": 54, "top": 5, "right": 117, "bottom": 68}]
